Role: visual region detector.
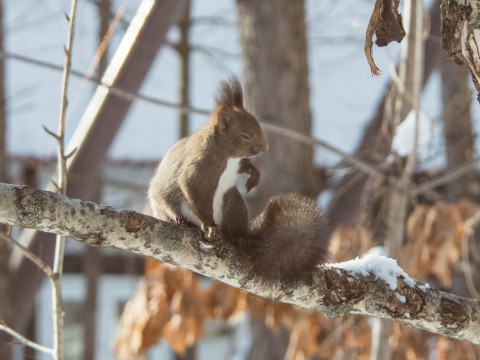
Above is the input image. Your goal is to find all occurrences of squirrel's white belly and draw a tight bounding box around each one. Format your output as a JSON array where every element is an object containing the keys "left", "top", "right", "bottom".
[
  {"left": 180, "top": 157, "right": 240, "bottom": 227},
  {"left": 180, "top": 201, "right": 201, "bottom": 227},
  {"left": 213, "top": 157, "right": 240, "bottom": 225}
]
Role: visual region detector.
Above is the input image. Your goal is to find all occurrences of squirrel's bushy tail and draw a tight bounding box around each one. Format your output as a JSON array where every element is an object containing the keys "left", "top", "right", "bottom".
[{"left": 247, "top": 193, "right": 329, "bottom": 285}]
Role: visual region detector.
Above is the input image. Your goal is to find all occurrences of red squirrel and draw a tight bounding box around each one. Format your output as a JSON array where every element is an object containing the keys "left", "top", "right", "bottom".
[{"left": 148, "top": 77, "right": 329, "bottom": 285}]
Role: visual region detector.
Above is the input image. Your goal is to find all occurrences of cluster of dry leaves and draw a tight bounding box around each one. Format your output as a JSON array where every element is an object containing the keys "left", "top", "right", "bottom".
[{"left": 114, "top": 201, "right": 480, "bottom": 360}]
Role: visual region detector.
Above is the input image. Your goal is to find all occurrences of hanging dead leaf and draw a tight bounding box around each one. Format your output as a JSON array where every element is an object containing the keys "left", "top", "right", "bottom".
[
  {"left": 329, "top": 225, "right": 375, "bottom": 263},
  {"left": 115, "top": 261, "right": 206, "bottom": 357},
  {"left": 285, "top": 315, "right": 323, "bottom": 360},
  {"left": 247, "top": 295, "right": 297, "bottom": 331},
  {"left": 114, "top": 274, "right": 170, "bottom": 359},
  {"left": 404, "top": 202, "right": 477, "bottom": 287},
  {"left": 203, "top": 282, "right": 247, "bottom": 321},
  {"left": 365, "top": 0, "right": 406, "bottom": 75},
  {"left": 162, "top": 269, "right": 206, "bottom": 355}
]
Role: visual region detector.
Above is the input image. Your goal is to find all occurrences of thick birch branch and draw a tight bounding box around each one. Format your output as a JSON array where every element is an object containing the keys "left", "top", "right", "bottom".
[{"left": 0, "top": 183, "right": 479, "bottom": 345}]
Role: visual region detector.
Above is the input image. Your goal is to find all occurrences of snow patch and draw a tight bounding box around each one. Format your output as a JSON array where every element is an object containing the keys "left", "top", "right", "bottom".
[
  {"left": 326, "top": 255, "right": 416, "bottom": 290},
  {"left": 396, "top": 293, "right": 406, "bottom": 303},
  {"left": 419, "top": 283, "right": 431, "bottom": 292},
  {"left": 392, "top": 109, "right": 435, "bottom": 157},
  {"left": 391, "top": 109, "right": 445, "bottom": 170}
]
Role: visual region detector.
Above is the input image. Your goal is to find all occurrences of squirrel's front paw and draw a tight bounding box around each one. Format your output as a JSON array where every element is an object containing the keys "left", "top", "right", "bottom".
[
  {"left": 239, "top": 159, "right": 260, "bottom": 192},
  {"left": 245, "top": 167, "right": 260, "bottom": 192},
  {"left": 246, "top": 176, "right": 258, "bottom": 193},
  {"left": 200, "top": 224, "right": 228, "bottom": 257}
]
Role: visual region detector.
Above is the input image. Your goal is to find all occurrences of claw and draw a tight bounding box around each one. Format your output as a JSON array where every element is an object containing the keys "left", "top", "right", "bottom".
[{"left": 202, "top": 224, "right": 220, "bottom": 240}]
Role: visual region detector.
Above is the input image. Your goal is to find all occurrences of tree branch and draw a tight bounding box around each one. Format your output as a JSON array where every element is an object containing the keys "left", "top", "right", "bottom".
[
  {"left": 0, "top": 183, "right": 478, "bottom": 345},
  {"left": 0, "top": 322, "right": 52, "bottom": 355},
  {"left": 0, "top": 232, "right": 53, "bottom": 278}
]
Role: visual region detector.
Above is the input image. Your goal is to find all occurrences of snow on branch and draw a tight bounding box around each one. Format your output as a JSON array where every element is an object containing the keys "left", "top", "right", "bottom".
[{"left": 0, "top": 183, "right": 479, "bottom": 345}]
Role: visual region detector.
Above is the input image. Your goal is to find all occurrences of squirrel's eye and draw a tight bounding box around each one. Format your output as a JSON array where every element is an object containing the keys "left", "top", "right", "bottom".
[{"left": 241, "top": 133, "right": 251, "bottom": 140}]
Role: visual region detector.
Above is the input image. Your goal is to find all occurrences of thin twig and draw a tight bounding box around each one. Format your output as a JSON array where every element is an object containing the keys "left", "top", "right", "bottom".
[
  {"left": 0, "top": 323, "right": 53, "bottom": 355},
  {"left": 51, "top": 1, "right": 79, "bottom": 359},
  {"left": 65, "top": 147, "right": 78, "bottom": 160},
  {"left": 0, "top": 232, "right": 53, "bottom": 277},
  {"left": 53, "top": 0, "right": 78, "bottom": 268},
  {"left": 42, "top": 125, "right": 60, "bottom": 141},
  {"left": 260, "top": 123, "right": 383, "bottom": 178},
  {"left": 51, "top": 179, "right": 61, "bottom": 193},
  {"left": 411, "top": 159, "right": 480, "bottom": 196}
]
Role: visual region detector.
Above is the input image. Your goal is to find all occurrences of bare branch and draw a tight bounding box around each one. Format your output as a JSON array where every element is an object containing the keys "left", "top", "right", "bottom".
[
  {"left": 0, "top": 232, "right": 53, "bottom": 278},
  {"left": 42, "top": 125, "right": 60, "bottom": 141},
  {"left": 64, "top": 147, "right": 78, "bottom": 160},
  {"left": 50, "top": 180, "right": 61, "bottom": 193},
  {"left": 0, "top": 183, "right": 478, "bottom": 345},
  {"left": 260, "top": 123, "right": 383, "bottom": 178},
  {"left": 411, "top": 159, "right": 480, "bottom": 196},
  {"left": 0, "top": 322, "right": 53, "bottom": 355},
  {"left": 51, "top": 1, "right": 79, "bottom": 359}
]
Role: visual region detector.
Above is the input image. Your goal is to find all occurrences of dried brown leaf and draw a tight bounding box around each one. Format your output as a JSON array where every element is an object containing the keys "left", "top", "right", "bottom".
[
  {"left": 285, "top": 315, "right": 323, "bottom": 360},
  {"left": 115, "top": 261, "right": 206, "bottom": 357},
  {"left": 365, "top": 0, "right": 406, "bottom": 76},
  {"left": 114, "top": 276, "right": 170, "bottom": 358},
  {"left": 329, "top": 225, "right": 375, "bottom": 263},
  {"left": 203, "top": 282, "right": 247, "bottom": 321},
  {"left": 404, "top": 202, "right": 477, "bottom": 287},
  {"left": 246, "top": 296, "right": 296, "bottom": 331},
  {"left": 162, "top": 270, "right": 205, "bottom": 355}
]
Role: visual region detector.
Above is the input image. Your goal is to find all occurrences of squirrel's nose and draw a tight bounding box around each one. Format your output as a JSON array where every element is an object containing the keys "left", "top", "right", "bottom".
[{"left": 251, "top": 140, "right": 269, "bottom": 155}]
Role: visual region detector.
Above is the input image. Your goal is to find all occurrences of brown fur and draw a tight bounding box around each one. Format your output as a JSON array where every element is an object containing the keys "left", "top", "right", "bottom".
[
  {"left": 215, "top": 76, "right": 243, "bottom": 108},
  {"left": 248, "top": 194, "right": 329, "bottom": 285},
  {"left": 148, "top": 77, "right": 268, "bottom": 237},
  {"left": 222, "top": 193, "right": 329, "bottom": 287}
]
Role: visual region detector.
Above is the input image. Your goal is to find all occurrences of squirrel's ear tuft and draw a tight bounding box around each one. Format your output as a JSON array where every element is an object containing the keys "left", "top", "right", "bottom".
[{"left": 215, "top": 76, "right": 243, "bottom": 108}]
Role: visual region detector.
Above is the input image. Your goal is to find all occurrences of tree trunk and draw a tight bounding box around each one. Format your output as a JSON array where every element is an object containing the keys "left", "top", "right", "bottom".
[
  {"left": 439, "top": 46, "right": 480, "bottom": 302},
  {"left": 0, "top": 0, "right": 11, "bottom": 358},
  {"left": 440, "top": 58, "right": 475, "bottom": 201},
  {"left": 236, "top": 1, "right": 315, "bottom": 359},
  {"left": 237, "top": 0, "right": 317, "bottom": 216}
]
